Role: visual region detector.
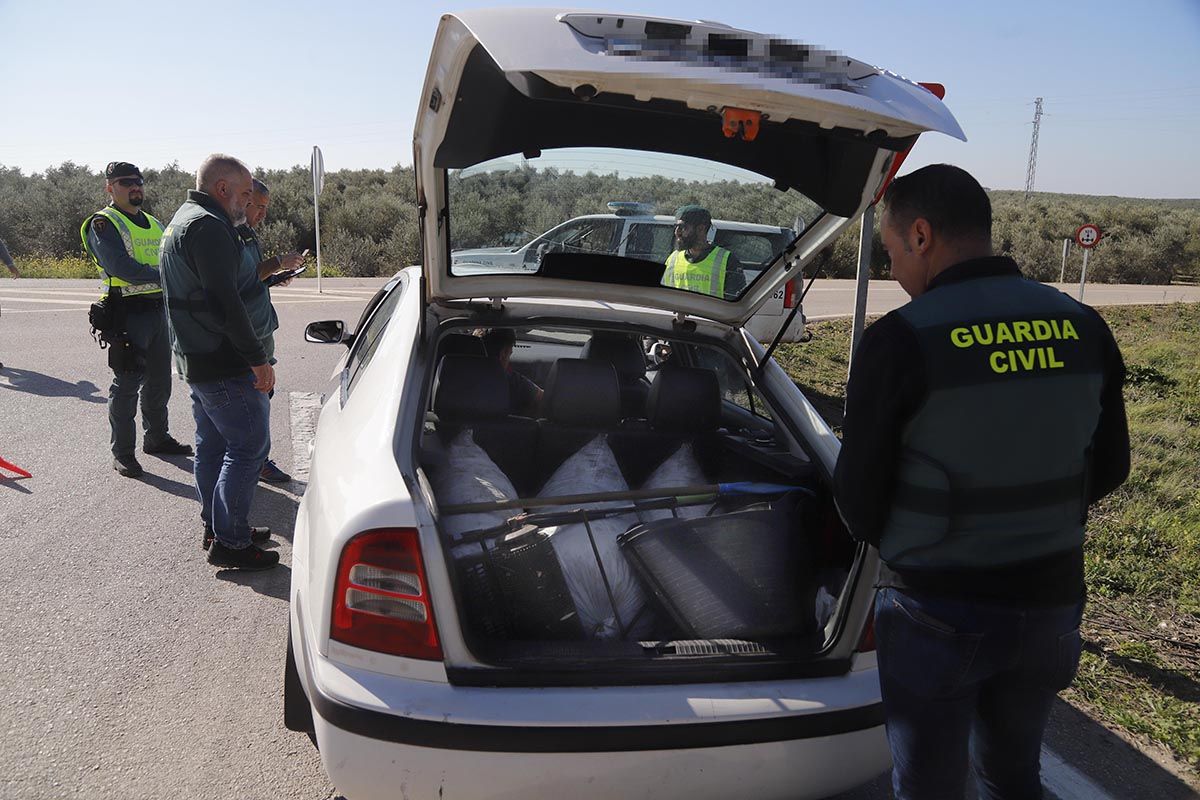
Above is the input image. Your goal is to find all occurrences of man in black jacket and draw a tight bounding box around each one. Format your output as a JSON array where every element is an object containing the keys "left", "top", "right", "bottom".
[
  {"left": 160, "top": 154, "right": 277, "bottom": 571},
  {"left": 834, "top": 165, "right": 1129, "bottom": 800}
]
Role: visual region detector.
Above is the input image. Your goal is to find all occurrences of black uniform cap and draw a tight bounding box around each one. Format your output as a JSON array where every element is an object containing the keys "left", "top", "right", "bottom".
[
  {"left": 105, "top": 161, "right": 142, "bottom": 180},
  {"left": 675, "top": 204, "right": 712, "bottom": 226}
]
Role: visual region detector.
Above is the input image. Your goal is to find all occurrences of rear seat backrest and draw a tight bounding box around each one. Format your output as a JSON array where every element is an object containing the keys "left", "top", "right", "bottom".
[
  {"left": 609, "top": 365, "right": 723, "bottom": 486},
  {"left": 432, "top": 354, "right": 540, "bottom": 495},
  {"left": 436, "top": 332, "right": 487, "bottom": 362},
  {"left": 645, "top": 365, "right": 721, "bottom": 435},
  {"left": 541, "top": 358, "right": 621, "bottom": 429},
  {"left": 581, "top": 332, "right": 649, "bottom": 418},
  {"left": 433, "top": 355, "right": 509, "bottom": 422},
  {"left": 535, "top": 358, "right": 622, "bottom": 484}
]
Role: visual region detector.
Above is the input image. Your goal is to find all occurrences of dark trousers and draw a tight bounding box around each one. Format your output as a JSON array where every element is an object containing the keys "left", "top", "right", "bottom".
[
  {"left": 109, "top": 306, "right": 172, "bottom": 457},
  {"left": 874, "top": 587, "right": 1084, "bottom": 800}
]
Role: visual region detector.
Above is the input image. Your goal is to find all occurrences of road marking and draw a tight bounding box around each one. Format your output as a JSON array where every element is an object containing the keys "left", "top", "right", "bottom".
[
  {"left": 0, "top": 307, "right": 84, "bottom": 314},
  {"left": 270, "top": 297, "right": 368, "bottom": 305},
  {"left": 0, "top": 296, "right": 92, "bottom": 306},
  {"left": 0, "top": 288, "right": 101, "bottom": 298},
  {"left": 289, "top": 391, "right": 324, "bottom": 483},
  {"left": 1041, "top": 746, "right": 1114, "bottom": 800},
  {"left": 276, "top": 288, "right": 380, "bottom": 297}
]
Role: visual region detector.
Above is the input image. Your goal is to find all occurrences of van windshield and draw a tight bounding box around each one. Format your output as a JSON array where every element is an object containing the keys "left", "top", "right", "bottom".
[{"left": 447, "top": 147, "right": 824, "bottom": 302}]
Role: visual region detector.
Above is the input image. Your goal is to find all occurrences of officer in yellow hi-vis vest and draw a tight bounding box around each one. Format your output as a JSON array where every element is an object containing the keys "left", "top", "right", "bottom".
[
  {"left": 661, "top": 205, "right": 746, "bottom": 300},
  {"left": 81, "top": 162, "right": 191, "bottom": 478}
]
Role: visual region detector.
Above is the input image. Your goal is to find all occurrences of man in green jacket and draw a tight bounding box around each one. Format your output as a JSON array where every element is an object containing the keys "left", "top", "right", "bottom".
[
  {"left": 81, "top": 161, "right": 193, "bottom": 478},
  {"left": 237, "top": 178, "right": 306, "bottom": 484},
  {"left": 661, "top": 205, "right": 746, "bottom": 300},
  {"left": 160, "top": 154, "right": 278, "bottom": 571}
]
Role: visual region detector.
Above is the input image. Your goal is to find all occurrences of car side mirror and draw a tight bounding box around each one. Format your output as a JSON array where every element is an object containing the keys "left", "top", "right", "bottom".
[{"left": 305, "top": 320, "right": 350, "bottom": 347}]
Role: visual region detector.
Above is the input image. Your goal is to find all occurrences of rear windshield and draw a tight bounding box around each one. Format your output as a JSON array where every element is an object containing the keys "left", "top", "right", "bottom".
[{"left": 447, "top": 147, "right": 824, "bottom": 302}]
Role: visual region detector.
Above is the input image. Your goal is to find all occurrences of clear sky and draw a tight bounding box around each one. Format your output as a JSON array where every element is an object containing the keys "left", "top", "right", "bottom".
[{"left": 2, "top": 0, "right": 1197, "bottom": 198}]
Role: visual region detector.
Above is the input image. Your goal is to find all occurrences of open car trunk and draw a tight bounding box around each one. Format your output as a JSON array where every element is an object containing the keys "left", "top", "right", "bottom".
[{"left": 416, "top": 322, "right": 860, "bottom": 685}]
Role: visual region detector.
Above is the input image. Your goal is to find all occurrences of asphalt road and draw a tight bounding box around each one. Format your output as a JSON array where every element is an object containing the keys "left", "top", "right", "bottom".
[{"left": 1, "top": 278, "right": 1196, "bottom": 800}]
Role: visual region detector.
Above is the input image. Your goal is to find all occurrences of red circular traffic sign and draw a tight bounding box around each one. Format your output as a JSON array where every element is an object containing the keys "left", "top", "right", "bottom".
[{"left": 1075, "top": 224, "right": 1102, "bottom": 249}]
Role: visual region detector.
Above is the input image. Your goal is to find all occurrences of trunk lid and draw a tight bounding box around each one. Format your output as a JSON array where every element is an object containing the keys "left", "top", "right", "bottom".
[{"left": 414, "top": 8, "right": 964, "bottom": 325}]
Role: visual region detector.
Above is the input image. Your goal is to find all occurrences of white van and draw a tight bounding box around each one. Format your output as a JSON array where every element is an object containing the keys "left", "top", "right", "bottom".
[{"left": 454, "top": 204, "right": 808, "bottom": 342}]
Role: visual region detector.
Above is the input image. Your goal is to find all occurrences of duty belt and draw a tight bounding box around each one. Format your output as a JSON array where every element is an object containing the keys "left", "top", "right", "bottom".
[{"left": 120, "top": 294, "right": 165, "bottom": 313}]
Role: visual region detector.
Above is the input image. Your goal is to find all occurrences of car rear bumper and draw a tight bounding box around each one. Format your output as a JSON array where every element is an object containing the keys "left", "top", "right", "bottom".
[
  {"left": 315, "top": 716, "right": 889, "bottom": 800},
  {"left": 294, "top": 608, "right": 889, "bottom": 799}
]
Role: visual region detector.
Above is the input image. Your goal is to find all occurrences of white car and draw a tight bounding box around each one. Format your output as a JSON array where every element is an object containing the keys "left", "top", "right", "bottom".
[
  {"left": 452, "top": 206, "right": 807, "bottom": 342},
  {"left": 286, "top": 8, "right": 964, "bottom": 800}
]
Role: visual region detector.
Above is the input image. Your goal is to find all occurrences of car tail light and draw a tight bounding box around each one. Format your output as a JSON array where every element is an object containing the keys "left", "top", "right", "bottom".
[
  {"left": 331, "top": 528, "right": 442, "bottom": 660},
  {"left": 855, "top": 609, "right": 876, "bottom": 653},
  {"left": 783, "top": 278, "right": 800, "bottom": 309}
]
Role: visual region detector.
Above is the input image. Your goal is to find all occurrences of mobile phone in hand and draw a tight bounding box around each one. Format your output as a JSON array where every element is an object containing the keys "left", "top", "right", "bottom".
[{"left": 265, "top": 264, "right": 308, "bottom": 288}]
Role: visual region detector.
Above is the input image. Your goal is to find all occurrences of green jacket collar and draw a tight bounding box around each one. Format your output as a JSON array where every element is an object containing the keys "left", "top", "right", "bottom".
[
  {"left": 185, "top": 190, "right": 235, "bottom": 226},
  {"left": 928, "top": 256, "right": 1021, "bottom": 293}
]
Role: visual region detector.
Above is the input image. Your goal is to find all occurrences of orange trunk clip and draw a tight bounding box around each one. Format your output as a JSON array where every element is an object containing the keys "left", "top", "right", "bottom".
[{"left": 721, "top": 107, "right": 762, "bottom": 142}]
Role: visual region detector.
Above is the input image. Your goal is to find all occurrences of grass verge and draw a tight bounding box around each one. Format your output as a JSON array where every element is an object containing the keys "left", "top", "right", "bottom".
[{"left": 775, "top": 303, "right": 1200, "bottom": 772}]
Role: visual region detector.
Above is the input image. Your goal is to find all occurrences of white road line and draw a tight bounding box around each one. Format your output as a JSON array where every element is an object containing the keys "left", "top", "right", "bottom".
[
  {"left": 0, "top": 307, "right": 84, "bottom": 314},
  {"left": 289, "top": 391, "right": 324, "bottom": 483},
  {"left": 0, "top": 296, "right": 93, "bottom": 306},
  {"left": 1041, "top": 746, "right": 1114, "bottom": 800},
  {"left": 276, "top": 291, "right": 379, "bottom": 297},
  {"left": 270, "top": 297, "right": 368, "bottom": 305},
  {"left": 0, "top": 288, "right": 101, "bottom": 298}
]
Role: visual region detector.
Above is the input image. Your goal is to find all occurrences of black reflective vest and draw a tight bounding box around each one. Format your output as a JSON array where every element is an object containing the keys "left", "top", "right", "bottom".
[{"left": 879, "top": 274, "right": 1107, "bottom": 570}]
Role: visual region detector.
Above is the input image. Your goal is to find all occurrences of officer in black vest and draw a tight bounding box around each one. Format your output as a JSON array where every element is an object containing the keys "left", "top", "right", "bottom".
[{"left": 834, "top": 165, "right": 1129, "bottom": 800}]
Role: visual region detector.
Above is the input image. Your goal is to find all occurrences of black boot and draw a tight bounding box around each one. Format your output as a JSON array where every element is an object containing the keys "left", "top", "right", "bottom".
[
  {"left": 207, "top": 541, "right": 280, "bottom": 571},
  {"left": 112, "top": 454, "right": 144, "bottom": 478},
  {"left": 143, "top": 435, "right": 194, "bottom": 456},
  {"left": 203, "top": 526, "right": 271, "bottom": 551}
]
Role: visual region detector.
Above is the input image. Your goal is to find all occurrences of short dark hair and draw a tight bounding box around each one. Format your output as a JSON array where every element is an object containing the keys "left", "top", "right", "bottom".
[
  {"left": 481, "top": 328, "right": 516, "bottom": 357},
  {"left": 882, "top": 164, "right": 991, "bottom": 242},
  {"left": 251, "top": 178, "right": 270, "bottom": 195}
]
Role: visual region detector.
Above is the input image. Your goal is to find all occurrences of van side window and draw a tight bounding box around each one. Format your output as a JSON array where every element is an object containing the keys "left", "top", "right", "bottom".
[
  {"left": 714, "top": 231, "right": 777, "bottom": 270},
  {"left": 627, "top": 223, "right": 675, "bottom": 262}
]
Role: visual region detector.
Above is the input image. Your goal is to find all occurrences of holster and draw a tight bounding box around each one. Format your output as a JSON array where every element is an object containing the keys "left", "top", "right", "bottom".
[
  {"left": 89, "top": 290, "right": 127, "bottom": 350},
  {"left": 107, "top": 338, "right": 145, "bottom": 373}
]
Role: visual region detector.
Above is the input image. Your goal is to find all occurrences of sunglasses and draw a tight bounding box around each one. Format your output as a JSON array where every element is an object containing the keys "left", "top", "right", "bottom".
[{"left": 112, "top": 177, "right": 144, "bottom": 188}]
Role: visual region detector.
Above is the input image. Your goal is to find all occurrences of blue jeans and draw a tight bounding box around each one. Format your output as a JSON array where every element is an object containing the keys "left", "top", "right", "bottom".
[
  {"left": 109, "top": 307, "right": 172, "bottom": 457},
  {"left": 874, "top": 587, "right": 1084, "bottom": 800},
  {"left": 189, "top": 373, "right": 270, "bottom": 549}
]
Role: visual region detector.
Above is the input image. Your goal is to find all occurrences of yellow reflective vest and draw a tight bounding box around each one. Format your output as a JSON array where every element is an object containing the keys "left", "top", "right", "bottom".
[
  {"left": 663, "top": 246, "right": 731, "bottom": 298},
  {"left": 80, "top": 206, "right": 164, "bottom": 297}
]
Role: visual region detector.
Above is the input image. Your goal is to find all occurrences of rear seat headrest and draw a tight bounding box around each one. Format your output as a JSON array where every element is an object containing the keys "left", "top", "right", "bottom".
[
  {"left": 437, "top": 332, "right": 487, "bottom": 359},
  {"left": 543, "top": 359, "right": 621, "bottom": 428},
  {"left": 581, "top": 332, "right": 646, "bottom": 384},
  {"left": 646, "top": 365, "right": 721, "bottom": 434},
  {"left": 433, "top": 355, "right": 509, "bottom": 422}
]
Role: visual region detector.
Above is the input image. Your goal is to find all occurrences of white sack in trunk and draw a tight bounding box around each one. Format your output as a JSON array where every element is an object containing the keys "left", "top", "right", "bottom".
[
  {"left": 431, "top": 429, "right": 520, "bottom": 551},
  {"left": 637, "top": 442, "right": 712, "bottom": 523},
  {"left": 540, "top": 435, "right": 649, "bottom": 639}
]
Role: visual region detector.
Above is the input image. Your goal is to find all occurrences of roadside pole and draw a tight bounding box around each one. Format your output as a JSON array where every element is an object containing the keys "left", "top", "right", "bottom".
[
  {"left": 312, "top": 145, "right": 325, "bottom": 294},
  {"left": 849, "top": 206, "right": 873, "bottom": 369},
  {"left": 1078, "top": 248, "right": 1091, "bottom": 300},
  {"left": 1061, "top": 239, "right": 1071, "bottom": 283},
  {"left": 1075, "top": 223, "right": 1101, "bottom": 301}
]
